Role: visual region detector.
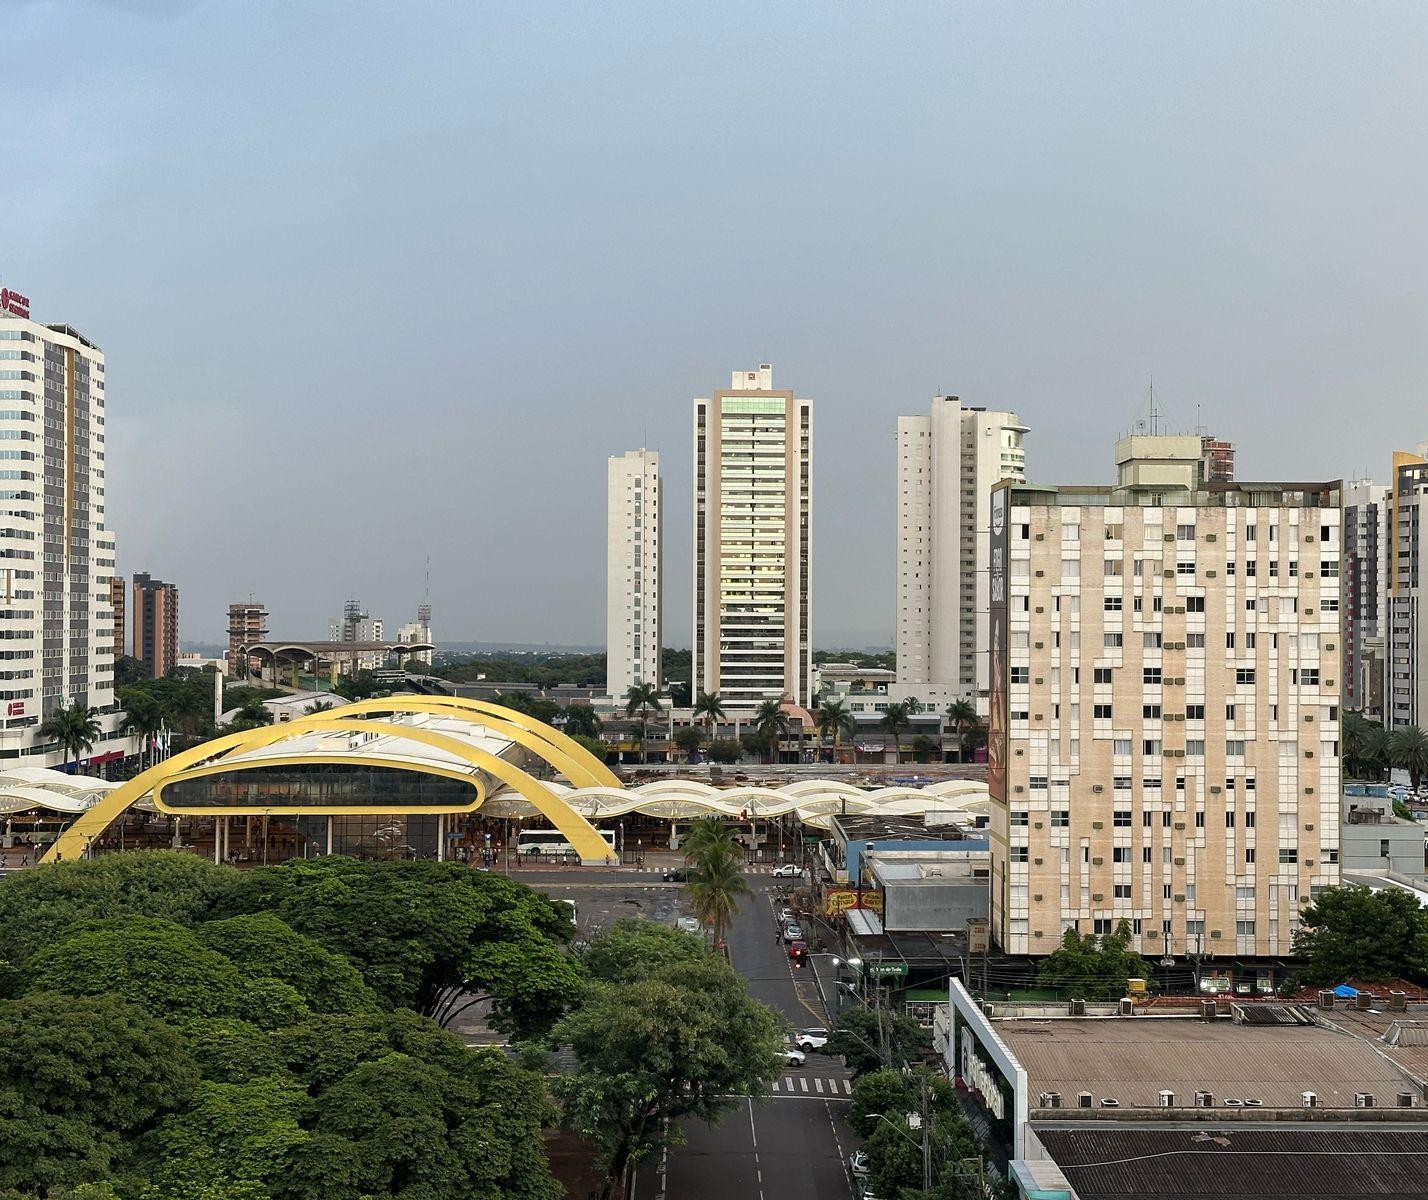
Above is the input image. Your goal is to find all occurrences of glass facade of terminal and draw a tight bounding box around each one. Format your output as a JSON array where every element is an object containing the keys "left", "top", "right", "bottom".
[{"left": 158, "top": 762, "right": 477, "bottom": 811}]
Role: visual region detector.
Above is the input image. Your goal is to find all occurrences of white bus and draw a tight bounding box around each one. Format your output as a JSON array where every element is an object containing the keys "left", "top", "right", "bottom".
[{"left": 516, "top": 826, "right": 617, "bottom": 859}]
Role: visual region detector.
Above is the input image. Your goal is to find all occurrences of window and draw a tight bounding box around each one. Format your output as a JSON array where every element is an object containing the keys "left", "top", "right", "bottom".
[
  {"left": 1113, "top": 810, "right": 1132, "bottom": 827},
  {"left": 1279, "top": 848, "right": 1298, "bottom": 864},
  {"left": 1268, "top": 525, "right": 1278, "bottom": 543},
  {"left": 1143, "top": 739, "right": 1162, "bottom": 756},
  {"left": 1094, "top": 667, "right": 1113, "bottom": 684},
  {"left": 1114, "top": 884, "right": 1132, "bottom": 898},
  {"left": 1236, "top": 920, "right": 1256, "bottom": 937},
  {"left": 1051, "top": 810, "right": 1069, "bottom": 827},
  {"left": 1226, "top": 739, "right": 1245, "bottom": 756},
  {"left": 1104, "top": 633, "right": 1123, "bottom": 649},
  {"left": 1245, "top": 524, "right": 1257, "bottom": 542},
  {"left": 1144, "top": 632, "right": 1162, "bottom": 649},
  {"left": 1177, "top": 561, "right": 1196, "bottom": 576},
  {"left": 1144, "top": 846, "right": 1154, "bottom": 862},
  {"left": 1093, "top": 919, "right": 1112, "bottom": 935},
  {"left": 1114, "top": 775, "right": 1132, "bottom": 790},
  {"left": 1322, "top": 559, "right": 1340, "bottom": 578},
  {"left": 1010, "top": 846, "right": 1029, "bottom": 863},
  {"left": 1185, "top": 739, "right": 1205, "bottom": 755},
  {"left": 1112, "top": 847, "right": 1130, "bottom": 863},
  {"left": 1143, "top": 811, "right": 1154, "bottom": 827},
  {"left": 1113, "top": 738, "right": 1132, "bottom": 755},
  {"left": 1226, "top": 703, "right": 1236, "bottom": 720},
  {"left": 1245, "top": 632, "right": 1256, "bottom": 649},
  {"left": 1104, "top": 559, "right": 1123, "bottom": 576},
  {"left": 1010, "top": 666, "right": 1029, "bottom": 684},
  {"left": 1094, "top": 703, "right": 1113, "bottom": 719},
  {"left": 1105, "top": 523, "right": 1123, "bottom": 540},
  {"left": 1186, "top": 704, "right": 1205, "bottom": 720},
  {"left": 1245, "top": 810, "right": 1256, "bottom": 827},
  {"left": 1226, "top": 632, "right": 1236, "bottom": 650},
  {"left": 1236, "top": 669, "right": 1256, "bottom": 685},
  {"left": 1186, "top": 596, "right": 1205, "bottom": 613},
  {"left": 1104, "top": 596, "right": 1123, "bottom": 612},
  {"left": 1195, "top": 810, "right": 1205, "bottom": 828},
  {"left": 1177, "top": 523, "right": 1196, "bottom": 540},
  {"left": 1145, "top": 777, "right": 1162, "bottom": 790},
  {"left": 1225, "top": 811, "right": 1236, "bottom": 828},
  {"left": 1322, "top": 596, "right": 1339, "bottom": 613},
  {"left": 1143, "top": 704, "right": 1162, "bottom": 719},
  {"left": 1010, "top": 810, "right": 1029, "bottom": 826},
  {"left": 1143, "top": 667, "right": 1162, "bottom": 684},
  {"left": 1029, "top": 775, "right": 1048, "bottom": 790},
  {"left": 1299, "top": 668, "right": 1320, "bottom": 687},
  {"left": 1187, "top": 633, "right": 1205, "bottom": 648},
  {"left": 1187, "top": 919, "right": 1205, "bottom": 937}
]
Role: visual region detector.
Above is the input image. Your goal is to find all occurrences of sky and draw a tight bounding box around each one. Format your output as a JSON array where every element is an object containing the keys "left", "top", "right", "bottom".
[{"left": 3, "top": 1, "right": 1426, "bottom": 648}]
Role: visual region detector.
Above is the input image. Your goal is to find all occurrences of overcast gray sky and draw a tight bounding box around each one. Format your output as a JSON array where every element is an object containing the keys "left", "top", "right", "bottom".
[{"left": 4, "top": 2, "right": 1426, "bottom": 647}]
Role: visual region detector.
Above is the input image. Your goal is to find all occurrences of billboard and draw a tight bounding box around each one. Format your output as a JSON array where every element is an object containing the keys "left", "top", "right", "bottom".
[{"left": 987, "top": 484, "right": 1009, "bottom": 807}]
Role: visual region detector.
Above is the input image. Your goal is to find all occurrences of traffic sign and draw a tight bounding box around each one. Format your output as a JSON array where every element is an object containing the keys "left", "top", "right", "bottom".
[{"left": 866, "top": 962, "right": 908, "bottom": 979}]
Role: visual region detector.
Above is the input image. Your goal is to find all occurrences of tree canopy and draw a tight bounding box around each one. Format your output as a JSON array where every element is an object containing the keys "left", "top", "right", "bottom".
[
  {"left": 1036, "top": 920, "right": 1153, "bottom": 997},
  {"left": 1293, "top": 884, "right": 1428, "bottom": 984}
]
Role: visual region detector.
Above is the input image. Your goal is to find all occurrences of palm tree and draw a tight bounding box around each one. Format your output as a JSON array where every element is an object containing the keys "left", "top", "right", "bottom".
[
  {"left": 682, "top": 816, "right": 741, "bottom": 865},
  {"left": 308, "top": 699, "right": 336, "bottom": 714},
  {"left": 1365, "top": 725, "right": 1393, "bottom": 782},
  {"left": 683, "top": 826, "right": 750, "bottom": 947},
  {"left": 817, "top": 699, "right": 854, "bottom": 764},
  {"left": 562, "top": 703, "right": 603, "bottom": 739},
  {"left": 40, "top": 700, "right": 102, "bottom": 774},
  {"left": 1392, "top": 726, "right": 1428, "bottom": 791},
  {"left": 881, "top": 701, "right": 911, "bottom": 763},
  {"left": 624, "top": 682, "right": 662, "bottom": 764},
  {"left": 945, "top": 698, "right": 979, "bottom": 762},
  {"left": 752, "top": 697, "right": 790, "bottom": 763},
  {"left": 693, "top": 690, "right": 726, "bottom": 733},
  {"left": 1343, "top": 710, "right": 1372, "bottom": 779},
  {"left": 121, "top": 693, "right": 164, "bottom": 769},
  {"left": 904, "top": 696, "right": 925, "bottom": 715}
]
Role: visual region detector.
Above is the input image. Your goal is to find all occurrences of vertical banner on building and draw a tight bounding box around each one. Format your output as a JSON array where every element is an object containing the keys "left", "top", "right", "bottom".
[{"left": 987, "top": 484, "right": 1009, "bottom": 807}]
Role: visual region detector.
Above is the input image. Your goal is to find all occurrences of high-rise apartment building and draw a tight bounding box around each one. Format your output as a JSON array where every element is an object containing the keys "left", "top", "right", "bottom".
[
  {"left": 330, "top": 599, "right": 383, "bottom": 643},
  {"left": 108, "top": 576, "right": 126, "bottom": 664},
  {"left": 606, "top": 449, "right": 661, "bottom": 700},
  {"left": 0, "top": 288, "right": 126, "bottom": 766},
  {"left": 895, "top": 396, "right": 1027, "bottom": 712},
  {"left": 133, "top": 573, "right": 179, "bottom": 678},
  {"left": 1343, "top": 479, "right": 1390, "bottom": 718},
  {"left": 1200, "top": 435, "right": 1236, "bottom": 484},
  {"left": 987, "top": 436, "right": 1341, "bottom": 962},
  {"left": 1387, "top": 446, "right": 1428, "bottom": 729},
  {"left": 396, "top": 603, "right": 434, "bottom": 667},
  {"left": 227, "top": 600, "right": 268, "bottom": 677},
  {"left": 692, "top": 365, "right": 812, "bottom": 710}
]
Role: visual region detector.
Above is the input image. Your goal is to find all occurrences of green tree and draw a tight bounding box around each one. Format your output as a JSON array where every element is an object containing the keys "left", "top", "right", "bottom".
[
  {"left": 880, "top": 701, "right": 911, "bottom": 762},
  {"left": 196, "top": 912, "right": 380, "bottom": 1014},
  {"left": 1343, "top": 710, "right": 1379, "bottom": 780},
  {"left": 673, "top": 724, "right": 704, "bottom": 762},
  {"left": 751, "top": 697, "right": 789, "bottom": 763},
  {"left": 910, "top": 733, "right": 937, "bottom": 763},
  {"left": 850, "top": 1067, "right": 916, "bottom": 1137},
  {"left": 0, "top": 991, "right": 198, "bottom": 1194},
  {"left": 570, "top": 732, "right": 609, "bottom": 762},
  {"left": 817, "top": 698, "right": 854, "bottom": 763},
  {"left": 0, "top": 851, "right": 238, "bottom": 964},
  {"left": 945, "top": 698, "right": 980, "bottom": 762},
  {"left": 210, "top": 857, "right": 583, "bottom": 1035},
  {"left": 561, "top": 703, "right": 603, "bottom": 739},
  {"left": 1293, "top": 884, "right": 1428, "bottom": 984},
  {"left": 555, "top": 952, "right": 782, "bottom": 1200},
  {"left": 706, "top": 737, "right": 741, "bottom": 763},
  {"left": 581, "top": 917, "right": 708, "bottom": 984},
  {"left": 825, "top": 1004, "right": 932, "bottom": 1076},
  {"left": 121, "top": 690, "right": 166, "bottom": 769},
  {"left": 1037, "top": 920, "right": 1153, "bottom": 997},
  {"left": 1391, "top": 725, "right": 1428, "bottom": 791},
  {"left": 624, "top": 682, "right": 662, "bottom": 764},
  {"left": 685, "top": 852, "right": 750, "bottom": 946},
  {"left": 225, "top": 698, "right": 274, "bottom": 732},
  {"left": 39, "top": 698, "right": 102, "bottom": 773},
  {"left": 693, "top": 690, "right": 726, "bottom": 731},
  {"left": 682, "top": 816, "right": 741, "bottom": 866}
]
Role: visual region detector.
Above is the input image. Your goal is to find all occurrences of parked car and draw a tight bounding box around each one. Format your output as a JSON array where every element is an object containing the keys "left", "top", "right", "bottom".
[
  {"left": 777, "top": 907, "right": 797, "bottom": 923},
  {"left": 849, "top": 1149, "right": 869, "bottom": 1178},
  {"left": 796, "top": 1027, "right": 830, "bottom": 1052},
  {"left": 788, "top": 940, "right": 808, "bottom": 962},
  {"left": 780, "top": 1048, "right": 807, "bottom": 1067},
  {"left": 676, "top": 916, "right": 701, "bottom": 934},
  {"left": 782, "top": 922, "right": 804, "bottom": 942},
  {"left": 662, "top": 866, "right": 690, "bottom": 882},
  {"left": 773, "top": 863, "right": 801, "bottom": 877}
]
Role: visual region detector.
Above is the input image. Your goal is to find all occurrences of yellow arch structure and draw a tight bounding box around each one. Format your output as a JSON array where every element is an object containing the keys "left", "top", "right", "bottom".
[
  {"left": 41, "top": 709, "right": 617, "bottom": 866},
  {"left": 307, "top": 696, "right": 614, "bottom": 789}
]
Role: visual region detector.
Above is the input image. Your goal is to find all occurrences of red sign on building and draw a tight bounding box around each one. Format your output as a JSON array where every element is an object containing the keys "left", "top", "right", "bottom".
[
  {"left": 0, "top": 289, "right": 30, "bottom": 320},
  {"left": 6, "top": 700, "right": 25, "bottom": 717}
]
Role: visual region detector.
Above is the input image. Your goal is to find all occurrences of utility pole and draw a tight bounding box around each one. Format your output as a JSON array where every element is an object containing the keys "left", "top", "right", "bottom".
[{"left": 920, "top": 1072, "right": 932, "bottom": 1192}]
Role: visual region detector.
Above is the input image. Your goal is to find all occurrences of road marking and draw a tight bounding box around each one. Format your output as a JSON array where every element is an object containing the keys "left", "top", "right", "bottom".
[
  {"left": 815, "top": 1078, "right": 824, "bottom": 1094},
  {"left": 746, "top": 1099, "right": 766, "bottom": 1200},
  {"left": 844, "top": 1078, "right": 853, "bottom": 1094},
  {"left": 800, "top": 1076, "right": 809, "bottom": 1092}
]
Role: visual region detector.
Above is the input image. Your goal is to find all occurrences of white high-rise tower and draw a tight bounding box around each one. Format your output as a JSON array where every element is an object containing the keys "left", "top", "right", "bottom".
[{"left": 606, "top": 449, "right": 661, "bottom": 700}]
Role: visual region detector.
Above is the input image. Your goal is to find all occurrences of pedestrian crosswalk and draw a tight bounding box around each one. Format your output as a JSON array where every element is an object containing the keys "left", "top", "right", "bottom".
[{"left": 770, "top": 1074, "right": 853, "bottom": 1096}]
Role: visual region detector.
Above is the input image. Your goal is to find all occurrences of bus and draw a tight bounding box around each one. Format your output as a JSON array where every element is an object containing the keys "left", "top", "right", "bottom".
[{"left": 516, "top": 827, "right": 617, "bottom": 859}]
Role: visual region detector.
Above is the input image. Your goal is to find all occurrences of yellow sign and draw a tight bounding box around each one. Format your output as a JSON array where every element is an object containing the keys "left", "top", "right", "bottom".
[{"left": 824, "top": 888, "right": 884, "bottom": 917}]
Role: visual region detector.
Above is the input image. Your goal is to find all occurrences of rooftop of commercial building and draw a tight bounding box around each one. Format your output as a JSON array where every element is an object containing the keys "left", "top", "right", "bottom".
[
  {"left": 868, "top": 853, "right": 986, "bottom": 884},
  {"left": 1036, "top": 1126, "right": 1428, "bottom": 1200},
  {"left": 1007, "top": 480, "right": 1341, "bottom": 508},
  {"left": 833, "top": 813, "right": 983, "bottom": 843},
  {"left": 1001, "top": 1013, "right": 1415, "bottom": 1110}
]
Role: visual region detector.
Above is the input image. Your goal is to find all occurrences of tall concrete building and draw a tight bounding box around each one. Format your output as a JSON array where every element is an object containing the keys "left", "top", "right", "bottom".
[
  {"left": 987, "top": 435, "right": 1342, "bottom": 964},
  {"left": 108, "top": 576, "right": 126, "bottom": 664},
  {"left": 396, "top": 603, "right": 434, "bottom": 667},
  {"left": 227, "top": 600, "right": 268, "bottom": 677},
  {"left": 0, "top": 286, "right": 128, "bottom": 767},
  {"left": 692, "top": 365, "right": 812, "bottom": 710},
  {"left": 1343, "top": 478, "right": 1390, "bottom": 718},
  {"left": 606, "top": 449, "right": 661, "bottom": 700},
  {"left": 1200, "top": 435, "right": 1236, "bottom": 484},
  {"left": 894, "top": 396, "right": 1027, "bottom": 713},
  {"left": 1387, "top": 446, "right": 1428, "bottom": 729},
  {"left": 133, "top": 573, "right": 179, "bottom": 678}
]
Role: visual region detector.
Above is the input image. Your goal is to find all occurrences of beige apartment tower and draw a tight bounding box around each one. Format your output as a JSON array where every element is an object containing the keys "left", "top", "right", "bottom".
[
  {"left": 133, "top": 572, "right": 179, "bottom": 678},
  {"left": 606, "top": 449, "right": 661, "bottom": 699},
  {"left": 987, "top": 437, "right": 1342, "bottom": 962},
  {"left": 692, "top": 365, "right": 812, "bottom": 709}
]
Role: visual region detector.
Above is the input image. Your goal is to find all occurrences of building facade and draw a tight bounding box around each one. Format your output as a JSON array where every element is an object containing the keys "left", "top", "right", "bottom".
[
  {"left": 1200, "top": 435, "right": 1236, "bottom": 484},
  {"left": 895, "top": 396, "right": 1027, "bottom": 713},
  {"left": 0, "top": 290, "right": 129, "bottom": 766},
  {"left": 1343, "top": 478, "right": 1390, "bottom": 718},
  {"left": 1387, "top": 447, "right": 1428, "bottom": 730},
  {"left": 227, "top": 600, "right": 268, "bottom": 677},
  {"left": 396, "top": 603, "right": 434, "bottom": 667},
  {"left": 987, "top": 443, "right": 1342, "bottom": 961},
  {"left": 133, "top": 572, "right": 179, "bottom": 678},
  {"left": 606, "top": 448, "right": 661, "bottom": 700},
  {"left": 692, "top": 365, "right": 812, "bottom": 709},
  {"left": 108, "top": 576, "right": 126, "bottom": 665}
]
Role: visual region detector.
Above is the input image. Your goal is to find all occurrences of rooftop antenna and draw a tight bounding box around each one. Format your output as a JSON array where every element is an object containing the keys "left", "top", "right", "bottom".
[{"left": 1148, "top": 377, "right": 1160, "bottom": 436}]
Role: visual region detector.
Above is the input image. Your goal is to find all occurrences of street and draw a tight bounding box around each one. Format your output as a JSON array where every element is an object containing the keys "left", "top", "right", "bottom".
[{"left": 512, "top": 865, "right": 861, "bottom": 1200}]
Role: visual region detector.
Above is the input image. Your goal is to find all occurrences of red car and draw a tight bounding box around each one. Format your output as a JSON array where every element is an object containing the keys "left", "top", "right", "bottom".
[{"left": 788, "top": 940, "right": 808, "bottom": 962}]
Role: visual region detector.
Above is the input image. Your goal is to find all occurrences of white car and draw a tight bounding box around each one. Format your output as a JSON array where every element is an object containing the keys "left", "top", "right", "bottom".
[
  {"left": 773, "top": 863, "right": 801, "bottom": 877},
  {"left": 782, "top": 922, "right": 803, "bottom": 942},
  {"left": 779, "top": 1048, "right": 807, "bottom": 1067},
  {"left": 676, "top": 916, "right": 701, "bottom": 934},
  {"left": 777, "top": 907, "right": 797, "bottom": 923},
  {"left": 796, "top": 1027, "right": 830, "bottom": 1052},
  {"left": 849, "top": 1149, "right": 869, "bottom": 1178}
]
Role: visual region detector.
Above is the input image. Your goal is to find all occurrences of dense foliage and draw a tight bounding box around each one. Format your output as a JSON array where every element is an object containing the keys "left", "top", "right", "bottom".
[
  {"left": 1036, "top": 920, "right": 1153, "bottom": 997},
  {"left": 0, "top": 852, "right": 572, "bottom": 1200},
  {"left": 825, "top": 1004, "right": 933, "bottom": 1076},
  {"left": 1293, "top": 884, "right": 1428, "bottom": 984}
]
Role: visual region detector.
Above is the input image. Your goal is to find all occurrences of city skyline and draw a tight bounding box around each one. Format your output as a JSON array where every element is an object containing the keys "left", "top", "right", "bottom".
[{"left": 5, "top": 4, "right": 1427, "bottom": 646}]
